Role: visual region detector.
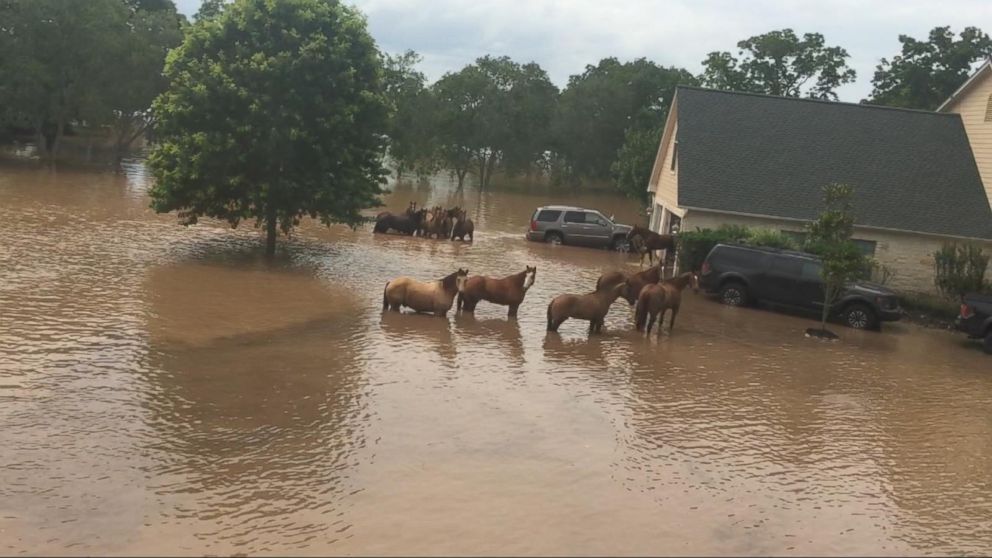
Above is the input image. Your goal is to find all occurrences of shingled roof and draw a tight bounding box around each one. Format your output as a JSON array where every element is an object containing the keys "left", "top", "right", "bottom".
[{"left": 674, "top": 86, "right": 992, "bottom": 240}]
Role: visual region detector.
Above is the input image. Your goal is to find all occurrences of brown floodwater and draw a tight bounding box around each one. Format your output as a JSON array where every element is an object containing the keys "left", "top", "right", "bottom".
[{"left": 0, "top": 161, "right": 990, "bottom": 556}]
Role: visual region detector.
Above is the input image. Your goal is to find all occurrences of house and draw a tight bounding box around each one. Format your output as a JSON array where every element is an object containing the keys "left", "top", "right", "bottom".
[
  {"left": 646, "top": 85, "right": 992, "bottom": 294},
  {"left": 938, "top": 59, "right": 992, "bottom": 208}
]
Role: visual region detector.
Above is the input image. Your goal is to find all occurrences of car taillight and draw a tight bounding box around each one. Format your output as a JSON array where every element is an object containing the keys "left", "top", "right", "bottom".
[
  {"left": 701, "top": 261, "right": 711, "bottom": 274},
  {"left": 960, "top": 304, "right": 975, "bottom": 319},
  {"left": 530, "top": 220, "right": 538, "bottom": 231}
]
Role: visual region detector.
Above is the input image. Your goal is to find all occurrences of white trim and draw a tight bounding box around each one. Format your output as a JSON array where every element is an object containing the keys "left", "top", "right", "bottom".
[
  {"left": 647, "top": 94, "right": 679, "bottom": 193},
  {"left": 681, "top": 205, "right": 992, "bottom": 242},
  {"left": 937, "top": 59, "right": 992, "bottom": 112}
]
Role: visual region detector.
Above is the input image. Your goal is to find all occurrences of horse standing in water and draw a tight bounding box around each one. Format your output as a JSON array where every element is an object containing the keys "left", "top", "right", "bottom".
[
  {"left": 626, "top": 224, "right": 676, "bottom": 267},
  {"left": 457, "top": 266, "right": 536, "bottom": 318},
  {"left": 595, "top": 264, "right": 663, "bottom": 306},
  {"left": 634, "top": 271, "right": 698, "bottom": 335},
  {"left": 374, "top": 203, "right": 425, "bottom": 235},
  {"left": 450, "top": 207, "right": 474, "bottom": 242},
  {"left": 547, "top": 282, "right": 628, "bottom": 334},
  {"left": 383, "top": 269, "right": 469, "bottom": 317}
]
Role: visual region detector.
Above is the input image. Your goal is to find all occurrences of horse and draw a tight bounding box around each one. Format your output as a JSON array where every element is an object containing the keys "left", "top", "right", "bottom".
[
  {"left": 633, "top": 271, "right": 699, "bottom": 335},
  {"left": 546, "top": 281, "right": 628, "bottom": 334},
  {"left": 450, "top": 207, "right": 474, "bottom": 242},
  {"left": 374, "top": 204, "right": 425, "bottom": 235},
  {"left": 457, "top": 266, "right": 536, "bottom": 318},
  {"left": 595, "top": 264, "right": 663, "bottom": 306},
  {"left": 383, "top": 268, "right": 469, "bottom": 317},
  {"left": 421, "top": 206, "right": 452, "bottom": 239},
  {"left": 626, "top": 224, "right": 676, "bottom": 267}
]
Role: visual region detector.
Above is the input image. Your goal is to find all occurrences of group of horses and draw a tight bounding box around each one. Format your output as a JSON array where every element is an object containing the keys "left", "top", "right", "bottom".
[
  {"left": 374, "top": 202, "right": 474, "bottom": 241},
  {"left": 381, "top": 262, "right": 697, "bottom": 337}
]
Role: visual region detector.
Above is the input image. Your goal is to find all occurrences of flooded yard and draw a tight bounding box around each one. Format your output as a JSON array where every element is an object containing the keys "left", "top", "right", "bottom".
[{"left": 0, "top": 162, "right": 990, "bottom": 555}]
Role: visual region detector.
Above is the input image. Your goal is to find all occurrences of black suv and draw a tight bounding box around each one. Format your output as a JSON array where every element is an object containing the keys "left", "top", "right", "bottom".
[{"left": 699, "top": 243, "right": 901, "bottom": 330}]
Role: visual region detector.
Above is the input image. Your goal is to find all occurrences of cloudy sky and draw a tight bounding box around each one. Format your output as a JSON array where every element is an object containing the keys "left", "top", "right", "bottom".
[{"left": 173, "top": 0, "right": 991, "bottom": 102}]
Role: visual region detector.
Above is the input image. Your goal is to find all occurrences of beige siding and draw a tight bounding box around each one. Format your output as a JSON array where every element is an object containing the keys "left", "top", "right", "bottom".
[
  {"left": 683, "top": 210, "right": 992, "bottom": 295},
  {"left": 943, "top": 70, "right": 992, "bottom": 207},
  {"left": 653, "top": 123, "right": 679, "bottom": 210}
]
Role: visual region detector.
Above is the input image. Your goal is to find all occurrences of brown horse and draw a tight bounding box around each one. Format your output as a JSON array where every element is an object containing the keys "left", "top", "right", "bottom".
[
  {"left": 420, "top": 206, "right": 452, "bottom": 239},
  {"left": 633, "top": 271, "right": 699, "bottom": 335},
  {"left": 450, "top": 207, "right": 474, "bottom": 242},
  {"left": 626, "top": 224, "right": 676, "bottom": 267},
  {"left": 547, "top": 282, "right": 628, "bottom": 334},
  {"left": 595, "top": 264, "right": 663, "bottom": 306},
  {"left": 374, "top": 207, "right": 425, "bottom": 235},
  {"left": 383, "top": 268, "right": 469, "bottom": 317},
  {"left": 457, "top": 266, "right": 536, "bottom": 317}
]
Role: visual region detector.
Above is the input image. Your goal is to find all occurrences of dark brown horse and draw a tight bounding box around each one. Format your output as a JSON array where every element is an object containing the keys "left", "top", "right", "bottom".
[
  {"left": 633, "top": 271, "right": 698, "bottom": 335},
  {"left": 595, "top": 264, "right": 663, "bottom": 306},
  {"left": 457, "top": 266, "right": 536, "bottom": 317},
  {"left": 383, "top": 268, "right": 469, "bottom": 317},
  {"left": 450, "top": 207, "right": 474, "bottom": 241},
  {"left": 547, "top": 282, "right": 628, "bottom": 334},
  {"left": 374, "top": 206, "right": 425, "bottom": 235},
  {"left": 626, "top": 224, "right": 676, "bottom": 267}
]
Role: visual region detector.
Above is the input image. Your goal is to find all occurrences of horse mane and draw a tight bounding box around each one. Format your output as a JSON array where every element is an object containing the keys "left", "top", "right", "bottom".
[
  {"left": 506, "top": 268, "right": 528, "bottom": 286},
  {"left": 664, "top": 271, "right": 694, "bottom": 290},
  {"left": 440, "top": 271, "right": 460, "bottom": 291},
  {"left": 636, "top": 264, "right": 662, "bottom": 282}
]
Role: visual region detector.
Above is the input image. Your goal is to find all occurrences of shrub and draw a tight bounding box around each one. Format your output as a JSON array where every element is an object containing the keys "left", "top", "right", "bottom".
[
  {"left": 676, "top": 224, "right": 749, "bottom": 272},
  {"left": 934, "top": 243, "right": 990, "bottom": 299},
  {"left": 745, "top": 228, "right": 799, "bottom": 250}
]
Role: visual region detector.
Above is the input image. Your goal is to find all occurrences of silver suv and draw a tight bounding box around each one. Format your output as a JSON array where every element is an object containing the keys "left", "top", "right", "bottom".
[{"left": 526, "top": 205, "right": 633, "bottom": 250}]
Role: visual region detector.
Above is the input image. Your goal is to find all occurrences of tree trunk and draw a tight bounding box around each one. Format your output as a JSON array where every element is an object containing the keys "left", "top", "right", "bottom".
[
  {"left": 820, "top": 286, "right": 832, "bottom": 332},
  {"left": 478, "top": 156, "right": 488, "bottom": 190},
  {"left": 265, "top": 205, "right": 277, "bottom": 257},
  {"left": 34, "top": 122, "right": 49, "bottom": 160},
  {"left": 49, "top": 117, "right": 65, "bottom": 167},
  {"left": 456, "top": 168, "right": 467, "bottom": 190},
  {"left": 485, "top": 153, "right": 498, "bottom": 189}
]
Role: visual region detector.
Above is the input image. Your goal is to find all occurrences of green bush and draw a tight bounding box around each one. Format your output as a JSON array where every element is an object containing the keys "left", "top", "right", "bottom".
[
  {"left": 934, "top": 243, "right": 990, "bottom": 299},
  {"left": 677, "top": 225, "right": 749, "bottom": 272},
  {"left": 744, "top": 228, "right": 799, "bottom": 250}
]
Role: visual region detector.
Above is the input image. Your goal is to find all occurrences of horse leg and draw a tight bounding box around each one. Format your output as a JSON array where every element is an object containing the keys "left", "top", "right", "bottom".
[
  {"left": 508, "top": 304, "right": 519, "bottom": 318},
  {"left": 669, "top": 305, "right": 680, "bottom": 332}
]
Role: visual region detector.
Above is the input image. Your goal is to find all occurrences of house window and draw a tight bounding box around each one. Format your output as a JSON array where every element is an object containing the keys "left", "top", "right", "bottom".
[
  {"left": 986, "top": 93, "right": 992, "bottom": 122},
  {"left": 670, "top": 141, "right": 678, "bottom": 171},
  {"left": 779, "top": 230, "right": 877, "bottom": 257}
]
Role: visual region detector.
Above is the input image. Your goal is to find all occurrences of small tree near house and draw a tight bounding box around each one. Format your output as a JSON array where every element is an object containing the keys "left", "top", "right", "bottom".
[
  {"left": 934, "top": 243, "right": 990, "bottom": 300},
  {"left": 805, "top": 183, "right": 867, "bottom": 337}
]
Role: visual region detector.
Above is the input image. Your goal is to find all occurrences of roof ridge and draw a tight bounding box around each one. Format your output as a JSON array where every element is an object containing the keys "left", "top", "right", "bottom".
[{"left": 675, "top": 85, "right": 959, "bottom": 117}]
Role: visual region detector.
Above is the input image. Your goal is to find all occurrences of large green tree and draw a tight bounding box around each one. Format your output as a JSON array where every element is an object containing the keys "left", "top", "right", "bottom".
[
  {"left": 700, "top": 29, "right": 856, "bottom": 99},
  {"left": 148, "top": 0, "right": 389, "bottom": 256},
  {"left": 433, "top": 56, "right": 557, "bottom": 189},
  {"left": 611, "top": 124, "right": 661, "bottom": 205},
  {"left": 0, "top": 0, "right": 128, "bottom": 162},
  {"left": 554, "top": 58, "right": 694, "bottom": 182},
  {"left": 382, "top": 50, "right": 437, "bottom": 180},
  {"left": 868, "top": 26, "right": 992, "bottom": 110}
]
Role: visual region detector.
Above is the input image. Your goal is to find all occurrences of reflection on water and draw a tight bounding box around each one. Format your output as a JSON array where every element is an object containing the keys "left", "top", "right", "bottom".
[{"left": 0, "top": 163, "right": 990, "bottom": 555}]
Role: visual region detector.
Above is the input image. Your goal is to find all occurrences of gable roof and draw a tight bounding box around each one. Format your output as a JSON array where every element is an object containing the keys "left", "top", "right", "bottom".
[
  {"left": 937, "top": 59, "right": 991, "bottom": 112},
  {"left": 674, "top": 86, "right": 992, "bottom": 240}
]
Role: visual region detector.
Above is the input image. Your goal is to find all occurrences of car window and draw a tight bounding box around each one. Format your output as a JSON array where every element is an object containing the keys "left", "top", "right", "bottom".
[
  {"left": 563, "top": 211, "right": 585, "bottom": 223},
  {"left": 586, "top": 212, "right": 609, "bottom": 226},
  {"left": 770, "top": 256, "right": 802, "bottom": 276},
  {"left": 536, "top": 210, "right": 561, "bottom": 222},
  {"left": 800, "top": 261, "right": 823, "bottom": 280}
]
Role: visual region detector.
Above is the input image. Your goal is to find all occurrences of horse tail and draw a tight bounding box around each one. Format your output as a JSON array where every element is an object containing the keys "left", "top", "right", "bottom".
[
  {"left": 382, "top": 281, "right": 390, "bottom": 311},
  {"left": 634, "top": 294, "right": 648, "bottom": 332},
  {"left": 546, "top": 300, "right": 556, "bottom": 332}
]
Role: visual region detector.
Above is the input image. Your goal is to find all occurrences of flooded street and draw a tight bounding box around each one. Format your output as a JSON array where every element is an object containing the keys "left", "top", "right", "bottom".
[{"left": 1, "top": 162, "right": 990, "bottom": 556}]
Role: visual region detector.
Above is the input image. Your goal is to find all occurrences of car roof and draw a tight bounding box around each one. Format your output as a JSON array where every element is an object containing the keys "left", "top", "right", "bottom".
[
  {"left": 713, "top": 242, "right": 819, "bottom": 261},
  {"left": 537, "top": 205, "right": 597, "bottom": 211}
]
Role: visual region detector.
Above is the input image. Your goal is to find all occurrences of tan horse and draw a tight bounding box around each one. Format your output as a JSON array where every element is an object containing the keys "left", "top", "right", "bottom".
[
  {"left": 547, "top": 282, "right": 628, "bottom": 334},
  {"left": 633, "top": 271, "right": 698, "bottom": 335},
  {"left": 595, "top": 264, "right": 663, "bottom": 306},
  {"left": 383, "top": 268, "right": 469, "bottom": 317},
  {"left": 457, "top": 266, "right": 536, "bottom": 318}
]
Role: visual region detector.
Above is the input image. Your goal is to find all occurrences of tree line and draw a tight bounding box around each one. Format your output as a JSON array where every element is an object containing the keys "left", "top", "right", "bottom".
[{"left": 0, "top": 0, "right": 988, "bottom": 253}]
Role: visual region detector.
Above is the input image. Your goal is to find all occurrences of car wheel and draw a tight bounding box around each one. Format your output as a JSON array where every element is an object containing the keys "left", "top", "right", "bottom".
[
  {"left": 610, "top": 237, "right": 629, "bottom": 252},
  {"left": 842, "top": 303, "right": 877, "bottom": 330},
  {"left": 545, "top": 232, "right": 563, "bottom": 245},
  {"left": 983, "top": 330, "right": 992, "bottom": 355},
  {"left": 719, "top": 282, "right": 747, "bottom": 306}
]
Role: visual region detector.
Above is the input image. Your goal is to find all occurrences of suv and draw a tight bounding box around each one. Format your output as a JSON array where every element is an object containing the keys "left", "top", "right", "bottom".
[
  {"left": 699, "top": 243, "right": 901, "bottom": 330},
  {"left": 956, "top": 293, "right": 992, "bottom": 354},
  {"left": 527, "top": 206, "right": 633, "bottom": 250}
]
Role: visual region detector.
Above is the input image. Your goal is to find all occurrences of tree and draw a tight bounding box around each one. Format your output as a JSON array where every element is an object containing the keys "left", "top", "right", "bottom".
[
  {"left": 700, "top": 29, "right": 856, "bottom": 100},
  {"left": 148, "top": 0, "right": 389, "bottom": 256},
  {"left": 0, "top": 0, "right": 129, "bottom": 162},
  {"left": 195, "top": 0, "right": 228, "bottom": 20},
  {"left": 805, "top": 183, "right": 867, "bottom": 335},
  {"left": 934, "top": 243, "right": 990, "bottom": 299},
  {"left": 867, "top": 27, "right": 992, "bottom": 110},
  {"left": 433, "top": 56, "right": 557, "bottom": 189},
  {"left": 382, "top": 50, "right": 437, "bottom": 180},
  {"left": 554, "top": 58, "right": 694, "bottom": 182},
  {"left": 611, "top": 124, "right": 660, "bottom": 205}
]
